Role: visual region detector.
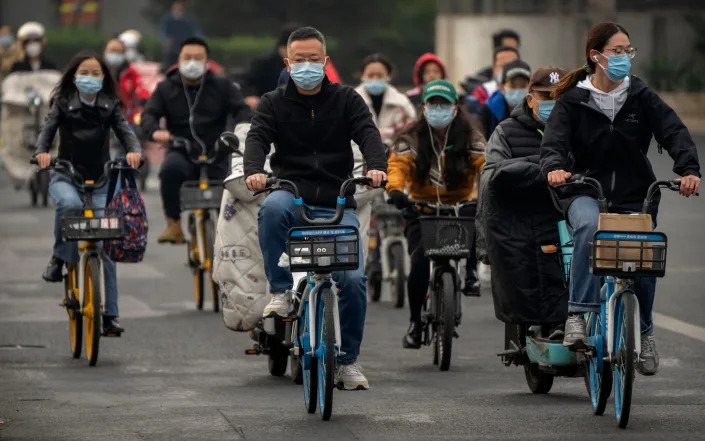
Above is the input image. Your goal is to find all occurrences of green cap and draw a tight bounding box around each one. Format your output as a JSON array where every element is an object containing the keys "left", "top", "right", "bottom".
[{"left": 422, "top": 79, "right": 458, "bottom": 104}]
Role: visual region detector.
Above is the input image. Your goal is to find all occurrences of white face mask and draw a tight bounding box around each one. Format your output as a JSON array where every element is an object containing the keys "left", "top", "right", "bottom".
[
  {"left": 179, "top": 60, "right": 206, "bottom": 80},
  {"left": 25, "top": 41, "right": 42, "bottom": 58},
  {"left": 125, "top": 47, "right": 139, "bottom": 62}
]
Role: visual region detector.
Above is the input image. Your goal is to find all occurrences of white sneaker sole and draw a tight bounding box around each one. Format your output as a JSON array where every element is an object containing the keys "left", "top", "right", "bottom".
[{"left": 336, "top": 381, "right": 369, "bottom": 391}]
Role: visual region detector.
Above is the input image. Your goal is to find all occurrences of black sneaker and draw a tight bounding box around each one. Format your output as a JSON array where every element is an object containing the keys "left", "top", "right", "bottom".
[
  {"left": 402, "top": 321, "right": 423, "bottom": 349},
  {"left": 42, "top": 256, "right": 64, "bottom": 282},
  {"left": 462, "top": 281, "right": 481, "bottom": 297},
  {"left": 102, "top": 316, "right": 124, "bottom": 337}
]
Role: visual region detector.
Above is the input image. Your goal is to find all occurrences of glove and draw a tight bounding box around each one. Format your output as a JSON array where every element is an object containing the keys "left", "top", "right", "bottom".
[{"left": 387, "top": 190, "right": 409, "bottom": 209}]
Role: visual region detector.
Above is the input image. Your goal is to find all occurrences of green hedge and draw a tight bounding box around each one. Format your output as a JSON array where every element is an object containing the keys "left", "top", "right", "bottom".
[{"left": 44, "top": 29, "right": 275, "bottom": 71}]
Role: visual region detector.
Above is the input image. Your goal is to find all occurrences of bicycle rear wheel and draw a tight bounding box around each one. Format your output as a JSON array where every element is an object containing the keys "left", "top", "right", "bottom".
[
  {"left": 318, "top": 287, "right": 335, "bottom": 420},
  {"left": 291, "top": 279, "right": 306, "bottom": 385},
  {"left": 203, "top": 216, "right": 220, "bottom": 313},
  {"left": 83, "top": 255, "right": 102, "bottom": 367},
  {"left": 614, "top": 293, "right": 636, "bottom": 429},
  {"left": 65, "top": 267, "right": 82, "bottom": 359},
  {"left": 389, "top": 243, "right": 406, "bottom": 308},
  {"left": 188, "top": 216, "right": 204, "bottom": 310},
  {"left": 268, "top": 319, "right": 289, "bottom": 377},
  {"left": 437, "top": 272, "right": 455, "bottom": 371},
  {"left": 586, "top": 312, "right": 612, "bottom": 415}
]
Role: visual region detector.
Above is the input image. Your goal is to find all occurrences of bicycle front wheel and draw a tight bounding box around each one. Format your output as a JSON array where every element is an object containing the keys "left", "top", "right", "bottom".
[
  {"left": 65, "top": 267, "right": 82, "bottom": 359},
  {"left": 299, "top": 300, "right": 317, "bottom": 414},
  {"left": 83, "top": 255, "right": 102, "bottom": 367},
  {"left": 437, "top": 272, "right": 455, "bottom": 371},
  {"left": 189, "top": 216, "right": 204, "bottom": 310},
  {"left": 203, "top": 216, "right": 220, "bottom": 313},
  {"left": 586, "top": 311, "right": 612, "bottom": 415},
  {"left": 614, "top": 293, "right": 636, "bottom": 429},
  {"left": 318, "top": 287, "right": 335, "bottom": 421}
]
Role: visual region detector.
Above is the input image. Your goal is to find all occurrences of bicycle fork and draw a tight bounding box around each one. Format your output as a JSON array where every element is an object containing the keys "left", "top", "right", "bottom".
[
  {"left": 77, "top": 245, "right": 105, "bottom": 318},
  {"left": 298, "top": 276, "right": 343, "bottom": 358}
]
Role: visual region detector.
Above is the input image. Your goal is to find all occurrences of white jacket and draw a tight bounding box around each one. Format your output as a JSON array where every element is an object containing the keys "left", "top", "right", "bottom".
[{"left": 354, "top": 83, "right": 416, "bottom": 143}]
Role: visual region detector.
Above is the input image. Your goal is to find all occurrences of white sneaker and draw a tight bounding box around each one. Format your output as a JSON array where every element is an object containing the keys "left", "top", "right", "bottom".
[
  {"left": 478, "top": 262, "right": 491, "bottom": 284},
  {"left": 335, "top": 362, "right": 369, "bottom": 390},
  {"left": 262, "top": 291, "right": 293, "bottom": 318}
]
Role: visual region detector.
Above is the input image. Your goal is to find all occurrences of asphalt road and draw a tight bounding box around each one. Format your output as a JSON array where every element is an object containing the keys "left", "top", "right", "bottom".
[{"left": 1, "top": 142, "right": 705, "bottom": 441}]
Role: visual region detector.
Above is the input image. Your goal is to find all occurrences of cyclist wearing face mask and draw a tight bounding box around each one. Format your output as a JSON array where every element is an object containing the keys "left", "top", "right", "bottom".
[
  {"left": 478, "top": 59, "right": 531, "bottom": 139},
  {"left": 141, "top": 37, "right": 251, "bottom": 244},
  {"left": 386, "top": 80, "right": 486, "bottom": 348},
  {"left": 541, "top": 22, "right": 701, "bottom": 375},
  {"left": 477, "top": 67, "right": 568, "bottom": 335},
  {"left": 244, "top": 26, "right": 387, "bottom": 391},
  {"left": 10, "top": 21, "right": 56, "bottom": 73}
]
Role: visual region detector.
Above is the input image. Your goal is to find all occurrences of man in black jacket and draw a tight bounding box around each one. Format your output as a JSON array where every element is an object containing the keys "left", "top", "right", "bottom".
[
  {"left": 244, "top": 27, "right": 387, "bottom": 391},
  {"left": 141, "top": 37, "right": 251, "bottom": 243}
]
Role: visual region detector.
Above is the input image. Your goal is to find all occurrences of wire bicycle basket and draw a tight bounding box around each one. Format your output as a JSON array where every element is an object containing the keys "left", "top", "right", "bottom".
[
  {"left": 589, "top": 230, "right": 668, "bottom": 278},
  {"left": 180, "top": 180, "right": 224, "bottom": 210},
  {"left": 287, "top": 225, "right": 360, "bottom": 272},
  {"left": 60, "top": 207, "right": 124, "bottom": 241},
  {"left": 418, "top": 216, "right": 474, "bottom": 258}
]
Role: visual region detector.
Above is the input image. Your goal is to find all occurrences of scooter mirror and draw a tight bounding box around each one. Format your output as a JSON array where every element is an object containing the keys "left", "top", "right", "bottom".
[{"left": 218, "top": 131, "right": 241, "bottom": 157}]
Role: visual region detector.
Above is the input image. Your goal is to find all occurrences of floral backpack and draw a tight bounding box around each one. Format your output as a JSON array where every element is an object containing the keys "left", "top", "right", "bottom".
[{"left": 104, "top": 168, "right": 148, "bottom": 262}]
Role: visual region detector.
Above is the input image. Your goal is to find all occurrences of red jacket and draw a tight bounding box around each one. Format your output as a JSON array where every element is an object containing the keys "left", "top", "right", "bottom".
[
  {"left": 119, "top": 65, "right": 151, "bottom": 124},
  {"left": 406, "top": 52, "right": 447, "bottom": 98}
]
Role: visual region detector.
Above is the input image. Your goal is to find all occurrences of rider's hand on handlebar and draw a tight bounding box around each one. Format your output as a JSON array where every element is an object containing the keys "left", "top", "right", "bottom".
[
  {"left": 152, "top": 130, "right": 171, "bottom": 144},
  {"left": 126, "top": 152, "right": 142, "bottom": 169},
  {"left": 366, "top": 170, "right": 387, "bottom": 188},
  {"left": 677, "top": 175, "right": 700, "bottom": 197},
  {"left": 35, "top": 153, "right": 51, "bottom": 169},
  {"left": 246, "top": 173, "right": 268, "bottom": 192},
  {"left": 388, "top": 190, "right": 409, "bottom": 209},
  {"left": 547, "top": 170, "right": 572, "bottom": 187}
]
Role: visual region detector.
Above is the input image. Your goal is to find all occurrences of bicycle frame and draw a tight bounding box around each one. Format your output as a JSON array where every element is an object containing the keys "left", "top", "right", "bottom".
[{"left": 294, "top": 273, "right": 343, "bottom": 359}]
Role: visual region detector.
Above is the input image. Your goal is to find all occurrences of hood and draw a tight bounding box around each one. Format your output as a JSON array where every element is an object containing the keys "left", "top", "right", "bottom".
[
  {"left": 577, "top": 74, "right": 630, "bottom": 122},
  {"left": 412, "top": 53, "right": 447, "bottom": 88}
]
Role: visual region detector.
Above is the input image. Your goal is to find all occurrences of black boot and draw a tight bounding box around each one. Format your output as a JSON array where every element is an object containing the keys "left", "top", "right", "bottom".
[
  {"left": 42, "top": 256, "right": 64, "bottom": 282},
  {"left": 402, "top": 321, "right": 423, "bottom": 349},
  {"left": 103, "top": 316, "right": 124, "bottom": 336}
]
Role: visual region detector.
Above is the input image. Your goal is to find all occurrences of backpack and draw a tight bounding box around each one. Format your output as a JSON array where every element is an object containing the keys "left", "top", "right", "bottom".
[{"left": 104, "top": 169, "right": 148, "bottom": 263}]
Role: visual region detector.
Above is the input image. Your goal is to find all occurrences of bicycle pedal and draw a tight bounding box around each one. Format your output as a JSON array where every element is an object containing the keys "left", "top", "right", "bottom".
[{"left": 102, "top": 331, "right": 122, "bottom": 338}]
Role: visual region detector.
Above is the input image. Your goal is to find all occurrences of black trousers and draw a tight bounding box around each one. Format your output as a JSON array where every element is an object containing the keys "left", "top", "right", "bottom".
[
  {"left": 404, "top": 202, "right": 477, "bottom": 323},
  {"left": 159, "top": 150, "right": 229, "bottom": 219}
]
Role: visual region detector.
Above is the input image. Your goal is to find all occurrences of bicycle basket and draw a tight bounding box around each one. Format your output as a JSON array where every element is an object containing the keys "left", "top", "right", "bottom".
[
  {"left": 61, "top": 207, "right": 124, "bottom": 241},
  {"left": 287, "top": 226, "right": 360, "bottom": 272},
  {"left": 418, "top": 216, "right": 474, "bottom": 258},
  {"left": 180, "top": 180, "right": 224, "bottom": 210},
  {"left": 589, "top": 230, "right": 667, "bottom": 278}
]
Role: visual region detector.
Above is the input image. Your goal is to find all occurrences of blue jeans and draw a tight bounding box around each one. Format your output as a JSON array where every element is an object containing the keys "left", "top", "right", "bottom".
[
  {"left": 49, "top": 172, "right": 119, "bottom": 317},
  {"left": 567, "top": 196, "right": 656, "bottom": 335},
  {"left": 258, "top": 190, "right": 367, "bottom": 364}
]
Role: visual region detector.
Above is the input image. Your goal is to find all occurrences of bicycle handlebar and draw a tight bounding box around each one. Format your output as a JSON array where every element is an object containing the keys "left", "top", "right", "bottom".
[
  {"left": 169, "top": 136, "right": 218, "bottom": 164},
  {"left": 30, "top": 157, "right": 143, "bottom": 190},
  {"left": 258, "top": 176, "right": 386, "bottom": 226},
  {"left": 405, "top": 198, "right": 476, "bottom": 216}
]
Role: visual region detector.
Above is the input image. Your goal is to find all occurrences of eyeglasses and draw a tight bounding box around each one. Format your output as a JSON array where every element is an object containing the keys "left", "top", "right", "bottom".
[{"left": 604, "top": 46, "right": 638, "bottom": 59}]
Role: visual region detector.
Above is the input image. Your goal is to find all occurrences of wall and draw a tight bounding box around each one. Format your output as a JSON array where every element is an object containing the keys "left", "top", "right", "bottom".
[{"left": 435, "top": 11, "right": 699, "bottom": 85}]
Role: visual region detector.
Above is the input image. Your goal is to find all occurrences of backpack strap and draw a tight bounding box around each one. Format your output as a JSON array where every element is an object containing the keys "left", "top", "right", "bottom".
[{"left": 119, "top": 167, "right": 138, "bottom": 190}]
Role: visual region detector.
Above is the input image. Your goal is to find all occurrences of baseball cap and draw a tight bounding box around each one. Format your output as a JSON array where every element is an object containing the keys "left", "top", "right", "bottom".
[
  {"left": 422, "top": 79, "right": 458, "bottom": 104},
  {"left": 501, "top": 59, "right": 531, "bottom": 84},
  {"left": 529, "top": 66, "right": 568, "bottom": 92}
]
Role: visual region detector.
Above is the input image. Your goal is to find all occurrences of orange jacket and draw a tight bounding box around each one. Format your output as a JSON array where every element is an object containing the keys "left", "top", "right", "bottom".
[{"left": 387, "top": 120, "right": 485, "bottom": 203}]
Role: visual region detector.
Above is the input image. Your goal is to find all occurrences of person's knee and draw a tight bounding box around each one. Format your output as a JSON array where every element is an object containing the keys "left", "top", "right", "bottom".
[
  {"left": 159, "top": 153, "right": 191, "bottom": 181},
  {"left": 54, "top": 192, "right": 83, "bottom": 211},
  {"left": 259, "top": 191, "right": 295, "bottom": 224},
  {"left": 571, "top": 200, "right": 599, "bottom": 233}
]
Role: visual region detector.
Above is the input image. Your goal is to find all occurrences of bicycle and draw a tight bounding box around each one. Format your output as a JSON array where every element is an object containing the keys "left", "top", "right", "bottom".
[
  {"left": 25, "top": 86, "right": 50, "bottom": 207},
  {"left": 30, "top": 157, "right": 137, "bottom": 366},
  {"left": 555, "top": 175, "right": 681, "bottom": 428},
  {"left": 404, "top": 199, "right": 475, "bottom": 371},
  {"left": 258, "top": 176, "right": 381, "bottom": 421},
  {"left": 367, "top": 198, "right": 408, "bottom": 308},
  {"left": 170, "top": 135, "right": 238, "bottom": 312}
]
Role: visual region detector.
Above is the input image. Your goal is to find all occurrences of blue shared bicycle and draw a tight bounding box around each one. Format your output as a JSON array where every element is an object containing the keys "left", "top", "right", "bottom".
[
  {"left": 257, "top": 176, "right": 382, "bottom": 421},
  {"left": 556, "top": 175, "right": 682, "bottom": 428}
]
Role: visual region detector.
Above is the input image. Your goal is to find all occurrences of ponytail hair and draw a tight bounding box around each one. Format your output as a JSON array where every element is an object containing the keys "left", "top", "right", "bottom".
[{"left": 552, "top": 22, "right": 629, "bottom": 99}]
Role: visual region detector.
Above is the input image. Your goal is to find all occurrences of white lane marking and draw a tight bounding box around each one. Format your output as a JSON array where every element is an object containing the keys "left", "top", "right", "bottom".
[
  {"left": 654, "top": 312, "right": 705, "bottom": 343},
  {"left": 0, "top": 295, "right": 167, "bottom": 322}
]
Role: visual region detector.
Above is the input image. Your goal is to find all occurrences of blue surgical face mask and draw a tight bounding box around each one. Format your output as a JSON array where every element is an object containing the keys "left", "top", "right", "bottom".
[
  {"left": 289, "top": 62, "right": 326, "bottom": 90},
  {"left": 598, "top": 52, "right": 631, "bottom": 82},
  {"left": 363, "top": 80, "right": 387, "bottom": 96},
  {"left": 424, "top": 104, "right": 455, "bottom": 129},
  {"left": 537, "top": 100, "right": 556, "bottom": 122},
  {"left": 75, "top": 75, "right": 103, "bottom": 96},
  {"left": 504, "top": 88, "right": 528, "bottom": 108}
]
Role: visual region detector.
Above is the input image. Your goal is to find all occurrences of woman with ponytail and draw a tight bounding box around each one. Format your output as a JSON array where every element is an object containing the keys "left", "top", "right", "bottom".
[{"left": 540, "top": 22, "right": 701, "bottom": 376}]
